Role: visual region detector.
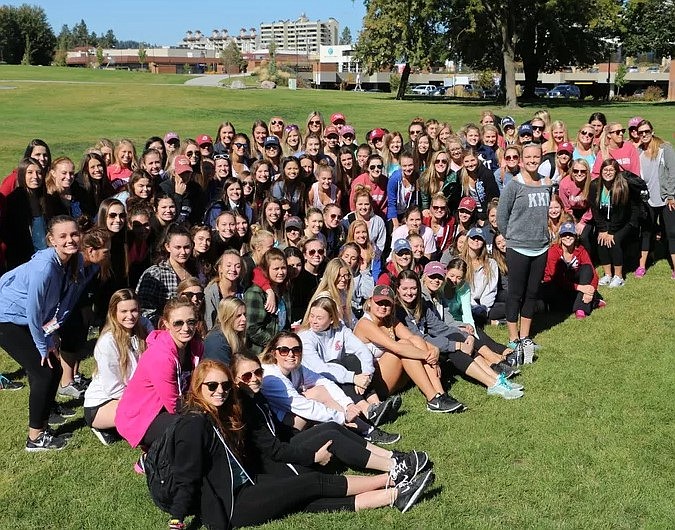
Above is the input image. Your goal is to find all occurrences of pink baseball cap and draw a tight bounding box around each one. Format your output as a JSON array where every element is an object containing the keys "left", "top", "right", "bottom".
[
  {"left": 174, "top": 155, "right": 192, "bottom": 175},
  {"left": 196, "top": 134, "right": 213, "bottom": 146}
]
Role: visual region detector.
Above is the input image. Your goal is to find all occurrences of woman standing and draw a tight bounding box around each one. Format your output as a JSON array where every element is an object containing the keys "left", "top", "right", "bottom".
[
  {"left": 497, "top": 143, "right": 552, "bottom": 363},
  {"left": 635, "top": 120, "right": 675, "bottom": 279},
  {"left": 45, "top": 157, "right": 85, "bottom": 221},
  {"left": 592, "top": 123, "right": 640, "bottom": 178},
  {"left": 558, "top": 159, "right": 594, "bottom": 251},
  {"left": 0, "top": 216, "right": 85, "bottom": 450},
  {"left": 204, "top": 250, "right": 242, "bottom": 330},
  {"left": 459, "top": 148, "right": 500, "bottom": 220},
  {"left": 572, "top": 125, "right": 597, "bottom": 168},
  {"left": 76, "top": 151, "right": 115, "bottom": 216}
]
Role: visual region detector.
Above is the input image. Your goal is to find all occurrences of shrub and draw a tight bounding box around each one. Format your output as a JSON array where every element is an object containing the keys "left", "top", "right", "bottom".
[{"left": 642, "top": 85, "right": 664, "bottom": 102}]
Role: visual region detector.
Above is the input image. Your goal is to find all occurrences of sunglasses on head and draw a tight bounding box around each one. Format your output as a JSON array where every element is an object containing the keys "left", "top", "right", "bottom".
[
  {"left": 276, "top": 345, "right": 303, "bottom": 356},
  {"left": 214, "top": 154, "right": 229, "bottom": 160},
  {"left": 202, "top": 380, "right": 232, "bottom": 393},
  {"left": 285, "top": 124, "right": 299, "bottom": 132},
  {"left": 239, "top": 367, "right": 264, "bottom": 383},
  {"left": 108, "top": 212, "right": 126, "bottom": 219}
]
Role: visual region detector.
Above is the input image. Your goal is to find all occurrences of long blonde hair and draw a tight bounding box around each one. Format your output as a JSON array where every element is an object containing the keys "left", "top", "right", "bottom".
[
  {"left": 637, "top": 119, "right": 666, "bottom": 161},
  {"left": 216, "top": 296, "right": 247, "bottom": 356},
  {"left": 460, "top": 235, "right": 493, "bottom": 287},
  {"left": 307, "top": 258, "right": 354, "bottom": 325},
  {"left": 346, "top": 220, "right": 374, "bottom": 268},
  {"left": 301, "top": 292, "right": 341, "bottom": 331}
]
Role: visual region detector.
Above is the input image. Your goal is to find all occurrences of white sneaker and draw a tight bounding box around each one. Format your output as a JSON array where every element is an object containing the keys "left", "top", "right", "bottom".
[
  {"left": 598, "top": 275, "right": 612, "bottom": 286},
  {"left": 609, "top": 275, "right": 625, "bottom": 288},
  {"left": 487, "top": 381, "right": 523, "bottom": 399}
]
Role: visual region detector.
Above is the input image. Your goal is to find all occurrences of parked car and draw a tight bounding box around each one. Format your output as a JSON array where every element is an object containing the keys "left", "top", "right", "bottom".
[
  {"left": 546, "top": 84, "right": 581, "bottom": 99},
  {"left": 431, "top": 86, "right": 447, "bottom": 96},
  {"left": 534, "top": 87, "right": 548, "bottom": 97},
  {"left": 627, "top": 66, "right": 639, "bottom": 73},
  {"left": 410, "top": 84, "right": 437, "bottom": 95},
  {"left": 646, "top": 66, "right": 660, "bottom": 73}
]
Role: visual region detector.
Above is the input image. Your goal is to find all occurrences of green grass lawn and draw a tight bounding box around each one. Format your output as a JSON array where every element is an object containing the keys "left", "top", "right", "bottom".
[{"left": 0, "top": 67, "right": 674, "bottom": 529}]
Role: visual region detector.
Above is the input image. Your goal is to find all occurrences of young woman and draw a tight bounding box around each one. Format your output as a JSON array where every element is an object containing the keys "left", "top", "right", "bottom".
[
  {"left": 347, "top": 220, "right": 381, "bottom": 281},
  {"left": 126, "top": 204, "right": 153, "bottom": 289},
  {"left": 310, "top": 258, "right": 356, "bottom": 328},
  {"left": 336, "top": 146, "right": 359, "bottom": 206},
  {"left": 230, "top": 133, "right": 251, "bottom": 180},
  {"left": 281, "top": 123, "right": 302, "bottom": 156},
  {"left": 558, "top": 159, "right": 594, "bottom": 251},
  {"left": 378, "top": 238, "right": 414, "bottom": 287},
  {"left": 308, "top": 162, "right": 341, "bottom": 211},
  {"left": 83, "top": 289, "right": 150, "bottom": 445},
  {"left": 592, "top": 122, "right": 641, "bottom": 178},
  {"left": 344, "top": 186, "right": 387, "bottom": 255},
  {"left": 136, "top": 224, "right": 196, "bottom": 326},
  {"left": 422, "top": 194, "right": 454, "bottom": 261},
  {"left": 390, "top": 207, "right": 437, "bottom": 260},
  {"left": 459, "top": 148, "right": 500, "bottom": 220},
  {"left": 304, "top": 110, "right": 325, "bottom": 139},
  {"left": 493, "top": 145, "right": 521, "bottom": 192},
  {"left": 2, "top": 157, "right": 48, "bottom": 270},
  {"left": 460, "top": 226, "right": 498, "bottom": 325},
  {"left": 542, "top": 222, "right": 604, "bottom": 319},
  {"left": 270, "top": 156, "right": 306, "bottom": 217},
  {"left": 542, "top": 120, "right": 570, "bottom": 155},
  {"left": 166, "top": 359, "right": 432, "bottom": 529},
  {"left": 233, "top": 353, "right": 428, "bottom": 482},
  {"left": 0, "top": 138, "right": 51, "bottom": 196},
  {"left": 636, "top": 119, "right": 675, "bottom": 279},
  {"left": 262, "top": 136, "right": 282, "bottom": 175},
  {"left": 348, "top": 154, "right": 388, "bottom": 219},
  {"left": 387, "top": 152, "right": 421, "bottom": 227},
  {"left": 259, "top": 197, "right": 285, "bottom": 244},
  {"left": 339, "top": 242, "right": 375, "bottom": 320},
  {"left": 395, "top": 270, "right": 522, "bottom": 401},
  {"left": 107, "top": 139, "right": 138, "bottom": 189},
  {"left": 589, "top": 159, "right": 641, "bottom": 287},
  {"left": 214, "top": 121, "right": 236, "bottom": 154},
  {"left": 497, "top": 143, "right": 552, "bottom": 363},
  {"left": 419, "top": 150, "right": 451, "bottom": 216},
  {"left": 572, "top": 124, "right": 597, "bottom": 168},
  {"left": 204, "top": 177, "right": 254, "bottom": 227},
  {"left": 116, "top": 298, "right": 203, "bottom": 451},
  {"left": 547, "top": 193, "right": 572, "bottom": 243},
  {"left": 413, "top": 133, "right": 433, "bottom": 173},
  {"left": 203, "top": 296, "right": 247, "bottom": 365},
  {"left": 488, "top": 234, "right": 509, "bottom": 325},
  {"left": 299, "top": 295, "right": 399, "bottom": 426},
  {"left": 76, "top": 151, "right": 115, "bottom": 216},
  {"left": 206, "top": 153, "right": 231, "bottom": 204},
  {"left": 382, "top": 132, "right": 404, "bottom": 177},
  {"left": 143, "top": 139, "right": 167, "bottom": 175},
  {"left": 204, "top": 250, "right": 242, "bottom": 330},
  {"left": 158, "top": 154, "right": 205, "bottom": 226},
  {"left": 0, "top": 216, "right": 87, "bottom": 450},
  {"left": 588, "top": 112, "right": 607, "bottom": 147},
  {"left": 113, "top": 170, "right": 153, "bottom": 209},
  {"left": 150, "top": 193, "right": 177, "bottom": 242},
  {"left": 244, "top": 248, "right": 291, "bottom": 356},
  {"left": 96, "top": 198, "right": 129, "bottom": 290},
  {"left": 45, "top": 157, "right": 85, "bottom": 221}
]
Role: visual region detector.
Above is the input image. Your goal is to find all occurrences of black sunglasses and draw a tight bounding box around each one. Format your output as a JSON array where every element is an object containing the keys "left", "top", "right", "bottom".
[
  {"left": 276, "top": 346, "right": 303, "bottom": 356},
  {"left": 202, "top": 381, "right": 232, "bottom": 393},
  {"left": 239, "top": 367, "right": 264, "bottom": 383}
]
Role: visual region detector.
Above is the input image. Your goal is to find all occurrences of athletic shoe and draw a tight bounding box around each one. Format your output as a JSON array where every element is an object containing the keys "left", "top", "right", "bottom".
[
  {"left": 366, "top": 400, "right": 394, "bottom": 427},
  {"left": 505, "top": 347, "right": 523, "bottom": 368},
  {"left": 73, "top": 373, "right": 91, "bottom": 391},
  {"left": 57, "top": 383, "right": 82, "bottom": 399},
  {"left": 596, "top": 299, "right": 607, "bottom": 309},
  {"left": 393, "top": 469, "right": 435, "bottom": 513},
  {"left": 521, "top": 337, "right": 537, "bottom": 364},
  {"left": 426, "top": 393, "right": 463, "bottom": 413},
  {"left": 0, "top": 374, "right": 23, "bottom": 390},
  {"left": 575, "top": 310, "right": 587, "bottom": 319},
  {"left": 134, "top": 455, "right": 146, "bottom": 475},
  {"left": 609, "top": 275, "right": 625, "bottom": 288},
  {"left": 497, "top": 372, "right": 524, "bottom": 391},
  {"left": 48, "top": 412, "right": 66, "bottom": 426},
  {"left": 91, "top": 427, "right": 121, "bottom": 446},
  {"left": 598, "top": 274, "right": 612, "bottom": 286},
  {"left": 363, "top": 428, "right": 401, "bottom": 445},
  {"left": 53, "top": 403, "right": 76, "bottom": 418},
  {"left": 491, "top": 361, "right": 520, "bottom": 378},
  {"left": 634, "top": 267, "right": 646, "bottom": 278},
  {"left": 45, "top": 426, "right": 73, "bottom": 440},
  {"left": 390, "top": 451, "right": 430, "bottom": 485},
  {"left": 487, "top": 380, "right": 523, "bottom": 399},
  {"left": 25, "top": 431, "right": 68, "bottom": 452},
  {"left": 386, "top": 394, "right": 403, "bottom": 412}
]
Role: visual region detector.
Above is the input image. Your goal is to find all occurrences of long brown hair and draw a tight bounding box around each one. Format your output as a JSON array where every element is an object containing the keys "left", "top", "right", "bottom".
[
  {"left": 596, "top": 159, "right": 629, "bottom": 206},
  {"left": 637, "top": 119, "right": 666, "bottom": 161},
  {"left": 185, "top": 359, "right": 245, "bottom": 459},
  {"left": 260, "top": 331, "right": 302, "bottom": 365}
]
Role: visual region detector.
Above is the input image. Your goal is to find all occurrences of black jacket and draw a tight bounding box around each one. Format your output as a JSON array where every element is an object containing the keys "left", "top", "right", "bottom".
[{"left": 588, "top": 178, "right": 641, "bottom": 234}]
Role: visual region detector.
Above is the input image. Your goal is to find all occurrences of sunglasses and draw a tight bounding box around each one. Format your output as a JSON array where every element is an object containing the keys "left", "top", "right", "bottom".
[
  {"left": 431, "top": 205, "right": 447, "bottom": 210},
  {"left": 170, "top": 319, "right": 198, "bottom": 330},
  {"left": 307, "top": 248, "right": 325, "bottom": 256},
  {"left": 108, "top": 212, "right": 127, "bottom": 219},
  {"left": 271, "top": 120, "right": 284, "bottom": 125},
  {"left": 580, "top": 131, "right": 594, "bottom": 137},
  {"left": 369, "top": 164, "right": 383, "bottom": 170},
  {"left": 265, "top": 144, "right": 279, "bottom": 150},
  {"left": 610, "top": 129, "right": 626, "bottom": 135},
  {"left": 285, "top": 124, "right": 300, "bottom": 132},
  {"left": 572, "top": 169, "right": 587, "bottom": 175},
  {"left": 328, "top": 213, "right": 342, "bottom": 220},
  {"left": 638, "top": 129, "right": 652, "bottom": 136},
  {"left": 532, "top": 125, "right": 545, "bottom": 131},
  {"left": 186, "top": 151, "right": 199, "bottom": 157},
  {"left": 409, "top": 129, "right": 423, "bottom": 135},
  {"left": 243, "top": 180, "right": 255, "bottom": 186},
  {"left": 239, "top": 367, "right": 264, "bottom": 383},
  {"left": 326, "top": 135, "right": 339, "bottom": 140},
  {"left": 181, "top": 291, "right": 205, "bottom": 301},
  {"left": 309, "top": 120, "right": 322, "bottom": 125},
  {"left": 202, "top": 381, "right": 232, "bottom": 393},
  {"left": 342, "top": 134, "right": 354, "bottom": 139},
  {"left": 435, "top": 159, "right": 449, "bottom": 164},
  {"left": 276, "top": 345, "right": 303, "bottom": 356},
  {"left": 234, "top": 142, "right": 247, "bottom": 148},
  {"left": 504, "top": 155, "right": 519, "bottom": 161},
  {"left": 214, "top": 154, "right": 229, "bottom": 160},
  {"left": 374, "top": 299, "right": 392, "bottom": 307}
]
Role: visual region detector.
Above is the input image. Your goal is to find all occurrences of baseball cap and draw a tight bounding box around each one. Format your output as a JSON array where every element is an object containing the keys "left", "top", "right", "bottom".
[
  {"left": 164, "top": 132, "right": 179, "bottom": 143},
  {"left": 559, "top": 221, "right": 576, "bottom": 236},
  {"left": 518, "top": 124, "right": 533, "bottom": 136},
  {"left": 424, "top": 261, "right": 447, "bottom": 277},
  {"left": 285, "top": 216, "right": 303, "bottom": 231},
  {"left": 264, "top": 135, "right": 280, "bottom": 148},
  {"left": 458, "top": 196, "right": 477, "bottom": 212},
  {"left": 372, "top": 285, "right": 394, "bottom": 304},
  {"left": 628, "top": 116, "right": 644, "bottom": 129},
  {"left": 501, "top": 116, "right": 515, "bottom": 129},
  {"left": 324, "top": 126, "right": 340, "bottom": 138},
  {"left": 393, "top": 238, "right": 412, "bottom": 254},
  {"left": 467, "top": 226, "right": 485, "bottom": 240},
  {"left": 370, "top": 128, "right": 386, "bottom": 141},
  {"left": 173, "top": 155, "right": 192, "bottom": 175},
  {"left": 196, "top": 134, "right": 213, "bottom": 146},
  {"left": 341, "top": 125, "right": 355, "bottom": 137},
  {"left": 557, "top": 141, "right": 574, "bottom": 155},
  {"left": 330, "top": 113, "right": 346, "bottom": 124}
]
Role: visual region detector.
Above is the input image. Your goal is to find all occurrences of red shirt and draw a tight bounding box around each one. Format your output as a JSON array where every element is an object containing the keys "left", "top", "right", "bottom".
[{"left": 349, "top": 172, "right": 388, "bottom": 218}]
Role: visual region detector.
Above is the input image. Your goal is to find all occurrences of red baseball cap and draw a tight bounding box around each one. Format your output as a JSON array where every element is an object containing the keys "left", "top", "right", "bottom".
[
  {"left": 557, "top": 141, "right": 574, "bottom": 155},
  {"left": 330, "top": 112, "right": 346, "bottom": 124},
  {"left": 196, "top": 134, "right": 213, "bottom": 146},
  {"left": 370, "top": 128, "right": 386, "bottom": 141},
  {"left": 174, "top": 155, "right": 192, "bottom": 175},
  {"left": 324, "top": 126, "right": 340, "bottom": 138},
  {"left": 458, "top": 196, "right": 477, "bottom": 212}
]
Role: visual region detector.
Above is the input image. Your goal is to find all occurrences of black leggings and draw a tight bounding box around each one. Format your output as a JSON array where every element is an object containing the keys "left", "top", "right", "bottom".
[
  {"left": 231, "top": 472, "right": 353, "bottom": 527},
  {"left": 0, "top": 323, "right": 62, "bottom": 430},
  {"left": 540, "top": 264, "right": 603, "bottom": 315},
  {"left": 505, "top": 249, "right": 548, "bottom": 322},
  {"left": 289, "top": 422, "right": 371, "bottom": 472},
  {"left": 474, "top": 328, "right": 507, "bottom": 355},
  {"left": 597, "top": 224, "right": 634, "bottom": 268},
  {"left": 641, "top": 204, "right": 675, "bottom": 257},
  {"left": 141, "top": 409, "right": 175, "bottom": 448},
  {"left": 331, "top": 354, "right": 378, "bottom": 403}
]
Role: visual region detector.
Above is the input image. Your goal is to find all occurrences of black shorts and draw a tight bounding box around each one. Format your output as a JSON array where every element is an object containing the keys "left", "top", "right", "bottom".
[{"left": 83, "top": 399, "right": 114, "bottom": 427}]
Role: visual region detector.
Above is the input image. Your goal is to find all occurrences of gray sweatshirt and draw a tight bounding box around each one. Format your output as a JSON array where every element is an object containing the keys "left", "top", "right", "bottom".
[{"left": 497, "top": 177, "right": 552, "bottom": 250}]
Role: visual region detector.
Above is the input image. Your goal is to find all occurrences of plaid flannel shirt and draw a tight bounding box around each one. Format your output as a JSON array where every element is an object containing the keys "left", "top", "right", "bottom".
[{"left": 136, "top": 260, "right": 180, "bottom": 326}]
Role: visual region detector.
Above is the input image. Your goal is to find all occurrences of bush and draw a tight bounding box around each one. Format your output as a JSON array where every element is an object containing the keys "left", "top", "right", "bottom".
[
  {"left": 642, "top": 85, "right": 664, "bottom": 102},
  {"left": 389, "top": 72, "right": 401, "bottom": 94}
]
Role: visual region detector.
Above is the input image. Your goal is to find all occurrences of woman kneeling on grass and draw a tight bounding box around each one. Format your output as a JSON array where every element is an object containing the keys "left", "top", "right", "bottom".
[
  {"left": 84, "top": 289, "right": 151, "bottom": 445},
  {"left": 394, "top": 270, "right": 523, "bottom": 403},
  {"left": 166, "top": 359, "right": 434, "bottom": 529},
  {"left": 541, "top": 221, "right": 605, "bottom": 319},
  {"left": 261, "top": 332, "right": 400, "bottom": 446},
  {"left": 232, "top": 354, "right": 430, "bottom": 484}
]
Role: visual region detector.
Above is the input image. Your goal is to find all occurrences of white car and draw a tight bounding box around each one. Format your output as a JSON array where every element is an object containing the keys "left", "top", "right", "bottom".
[{"left": 411, "top": 84, "right": 436, "bottom": 95}]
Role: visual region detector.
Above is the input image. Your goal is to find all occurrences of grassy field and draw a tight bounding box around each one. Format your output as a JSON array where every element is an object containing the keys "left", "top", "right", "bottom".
[{"left": 0, "top": 66, "right": 674, "bottom": 529}]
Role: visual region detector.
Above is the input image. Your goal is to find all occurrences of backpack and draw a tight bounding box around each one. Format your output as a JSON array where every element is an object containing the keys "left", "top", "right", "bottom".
[
  {"left": 622, "top": 170, "right": 650, "bottom": 219},
  {"left": 144, "top": 417, "right": 180, "bottom": 513}
]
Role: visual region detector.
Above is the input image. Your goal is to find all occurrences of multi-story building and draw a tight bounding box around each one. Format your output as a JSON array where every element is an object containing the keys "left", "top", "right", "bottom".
[
  {"left": 258, "top": 14, "right": 338, "bottom": 53},
  {"left": 180, "top": 28, "right": 257, "bottom": 54}
]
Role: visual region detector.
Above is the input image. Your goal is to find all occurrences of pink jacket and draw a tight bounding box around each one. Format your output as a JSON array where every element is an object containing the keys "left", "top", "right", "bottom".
[
  {"left": 558, "top": 176, "right": 593, "bottom": 225},
  {"left": 115, "top": 330, "right": 203, "bottom": 447}
]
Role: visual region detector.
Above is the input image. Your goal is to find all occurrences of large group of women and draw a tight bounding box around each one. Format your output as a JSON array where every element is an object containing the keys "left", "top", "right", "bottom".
[{"left": 0, "top": 107, "right": 673, "bottom": 529}]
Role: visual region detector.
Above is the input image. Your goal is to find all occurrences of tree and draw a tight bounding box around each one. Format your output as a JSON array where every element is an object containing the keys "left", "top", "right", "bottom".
[
  {"left": 98, "top": 29, "right": 117, "bottom": 49},
  {"left": 138, "top": 45, "right": 147, "bottom": 69},
  {"left": 356, "top": 0, "right": 450, "bottom": 100},
  {"left": 623, "top": 0, "right": 675, "bottom": 58},
  {"left": 0, "top": 4, "right": 55, "bottom": 65},
  {"left": 614, "top": 63, "right": 627, "bottom": 96},
  {"left": 96, "top": 45, "right": 104, "bottom": 67},
  {"left": 339, "top": 27, "right": 352, "bottom": 45},
  {"left": 220, "top": 40, "right": 245, "bottom": 73},
  {"left": 71, "top": 18, "right": 90, "bottom": 47}
]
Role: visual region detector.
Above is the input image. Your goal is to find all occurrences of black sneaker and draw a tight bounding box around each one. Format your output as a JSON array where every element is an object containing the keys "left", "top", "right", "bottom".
[
  {"left": 491, "top": 362, "right": 520, "bottom": 378},
  {"left": 92, "top": 427, "right": 121, "bottom": 446},
  {"left": 387, "top": 394, "right": 403, "bottom": 412},
  {"left": 73, "top": 373, "right": 91, "bottom": 391},
  {"left": 48, "top": 412, "right": 66, "bottom": 426},
  {"left": 427, "top": 393, "right": 464, "bottom": 413},
  {"left": 366, "top": 399, "right": 393, "bottom": 427},
  {"left": 53, "top": 403, "right": 76, "bottom": 418},
  {"left": 394, "top": 469, "right": 435, "bottom": 513},
  {"left": 390, "top": 450, "right": 430, "bottom": 485},
  {"left": 0, "top": 374, "right": 24, "bottom": 390},
  {"left": 25, "top": 431, "right": 68, "bottom": 452},
  {"left": 363, "top": 427, "right": 401, "bottom": 445},
  {"left": 442, "top": 394, "right": 466, "bottom": 412}
]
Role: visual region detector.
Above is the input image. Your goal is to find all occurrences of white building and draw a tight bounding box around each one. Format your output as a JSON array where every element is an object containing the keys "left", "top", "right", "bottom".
[
  {"left": 180, "top": 28, "right": 257, "bottom": 54},
  {"left": 259, "top": 14, "right": 338, "bottom": 54}
]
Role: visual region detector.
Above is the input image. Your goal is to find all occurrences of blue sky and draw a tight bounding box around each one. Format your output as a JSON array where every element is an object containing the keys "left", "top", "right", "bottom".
[{"left": 7, "top": 1, "right": 366, "bottom": 46}]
